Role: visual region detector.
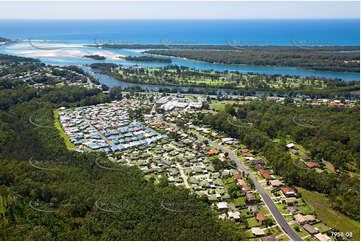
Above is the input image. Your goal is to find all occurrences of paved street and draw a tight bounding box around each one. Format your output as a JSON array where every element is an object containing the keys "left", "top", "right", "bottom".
[{"left": 156, "top": 115, "right": 302, "bottom": 241}]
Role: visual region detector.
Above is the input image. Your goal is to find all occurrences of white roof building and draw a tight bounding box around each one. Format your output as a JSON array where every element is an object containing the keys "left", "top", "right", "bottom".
[
  {"left": 314, "top": 233, "right": 331, "bottom": 241},
  {"left": 251, "top": 227, "right": 265, "bottom": 236},
  {"left": 217, "top": 202, "right": 228, "bottom": 209}
]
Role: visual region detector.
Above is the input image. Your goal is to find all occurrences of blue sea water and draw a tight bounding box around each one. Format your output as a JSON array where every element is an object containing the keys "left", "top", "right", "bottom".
[
  {"left": 0, "top": 19, "right": 359, "bottom": 81},
  {"left": 1, "top": 19, "right": 360, "bottom": 45}
]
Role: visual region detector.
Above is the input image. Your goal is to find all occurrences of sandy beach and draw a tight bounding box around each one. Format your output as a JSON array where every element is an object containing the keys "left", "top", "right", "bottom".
[{"left": 5, "top": 42, "right": 124, "bottom": 60}]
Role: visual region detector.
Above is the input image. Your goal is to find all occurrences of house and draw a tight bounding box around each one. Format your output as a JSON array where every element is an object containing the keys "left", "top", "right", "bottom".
[
  {"left": 234, "top": 173, "right": 241, "bottom": 180},
  {"left": 246, "top": 193, "right": 256, "bottom": 202},
  {"left": 261, "top": 235, "right": 276, "bottom": 241},
  {"left": 303, "top": 224, "right": 318, "bottom": 235},
  {"left": 219, "top": 155, "right": 227, "bottom": 162},
  {"left": 294, "top": 214, "right": 316, "bottom": 224},
  {"left": 259, "top": 169, "right": 271, "bottom": 180},
  {"left": 208, "top": 149, "right": 220, "bottom": 155},
  {"left": 287, "top": 206, "right": 298, "bottom": 215},
  {"left": 281, "top": 187, "right": 296, "bottom": 197},
  {"left": 244, "top": 152, "right": 253, "bottom": 157},
  {"left": 242, "top": 184, "right": 251, "bottom": 193},
  {"left": 251, "top": 227, "right": 265, "bottom": 236},
  {"left": 217, "top": 202, "right": 228, "bottom": 210},
  {"left": 228, "top": 211, "right": 241, "bottom": 221},
  {"left": 290, "top": 149, "right": 299, "bottom": 155},
  {"left": 237, "top": 179, "right": 245, "bottom": 186},
  {"left": 270, "top": 179, "right": 283, "bottom": 187},
  {"left": 314, "top": 233, "right": 331, "bottom": 241},
  {"left": 284, "top": 197, "right": 297, "bottom": 205},
  {"left": 305, "top": 162, "right": 319, "bottom": 168},
  {"left": 301, "top": 155, "right": 311, "bottom": 161},
  {"left": 251, "top": 159, "right": 266, "bottom": 167},
  {"left": 221, "top": 137, "right": 234, "bottom": 144},
  {"left": 256, "top": 212, "right": 267, "bottom": 224}
]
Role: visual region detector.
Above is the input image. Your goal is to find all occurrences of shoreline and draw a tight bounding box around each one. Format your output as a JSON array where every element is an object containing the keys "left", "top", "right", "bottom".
[{"left": 144, "top": 52, "right": 361, "bottom": 76}]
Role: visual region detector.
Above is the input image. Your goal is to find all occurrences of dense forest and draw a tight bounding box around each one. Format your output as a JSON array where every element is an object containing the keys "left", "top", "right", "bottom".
[
  {"left": 86, "top": 44, "right": 360, "bottom": 72},
  {"left": 89, "top": 44, "right": 359, "bottom": 52},
  {"left": 0, "top": 83, "right": 245, "bottom": 240},
  {"left": 83, "top": 55, "right": 106, "bottom": 60},
  {"left": 0, "top": 37, "right": 11, "bottom": 42},
  {"left": 0, "top": 54, "right": 40, "bottom": 64},
  {"left": 145, "top": 49, "right": 360, "bottom": 73},
  {"left": 200, "top": 102, "right": 360, "bottom": 220},
  {"left": 122, "top": 56, "right": 172, "bottom": 63}
]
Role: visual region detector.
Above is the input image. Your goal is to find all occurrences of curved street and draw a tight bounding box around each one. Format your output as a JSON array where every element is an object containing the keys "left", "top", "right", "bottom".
[{"left": 156, "top": 114, "right": 302, "bottom": 241}]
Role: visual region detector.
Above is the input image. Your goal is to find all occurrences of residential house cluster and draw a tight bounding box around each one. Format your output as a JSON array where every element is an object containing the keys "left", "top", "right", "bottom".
[{"left": 58, "top": 101, "right": 167, "bottom": 153}]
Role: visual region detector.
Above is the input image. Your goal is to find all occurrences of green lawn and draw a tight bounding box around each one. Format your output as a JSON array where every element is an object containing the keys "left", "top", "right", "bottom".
[
  {"left": 185, "top": 95, "right": 197, "bottom": 101},
  {"left": 244, "top": 229, "right": 255, "bottom": 239},
  {"left": 278, "top": 235, "right": 291, "bottom": 241},
  {"left": 312, "top": 222, "right": 331, "bottom": 233},
  {"left": 264, "top": 226, "right": 282, "bottom": 236},
  {"left": 291, "top": 224, "right": 309, "bottom": 238},
  {"left": 297, "top": 187, "right": 360, "bottom": 241},
  {"left": 275, "top": 203, "right": 288, "bottom": 214},
  {"left": 246, "top": 217, "right": 261, "bottom": 227},
  {"left": 53, "top": 109, "right": 76, "bottom": 150},
  {"left": 304, "top": 236, "right": 318, "bottom": 241},
  {"left": 259, "top": 206, "right": 270, "bottom": 215},
  {"left": 210, "top": 104, "right": 225, "bottom": 112}
]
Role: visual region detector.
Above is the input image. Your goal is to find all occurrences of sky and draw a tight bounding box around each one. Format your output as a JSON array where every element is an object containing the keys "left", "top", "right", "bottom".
[{"left": 0, "top": 1, "right": 359, "bottom": 20}]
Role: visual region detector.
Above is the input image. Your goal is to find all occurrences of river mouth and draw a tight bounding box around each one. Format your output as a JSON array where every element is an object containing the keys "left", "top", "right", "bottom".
[{"left": 0, "top": 41, "right": 359, "bottom": 82}]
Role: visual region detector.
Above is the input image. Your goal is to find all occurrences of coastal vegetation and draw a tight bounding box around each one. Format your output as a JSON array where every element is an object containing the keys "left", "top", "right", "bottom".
[
  {"left": 0, "top": 54, "right": 40, "bottom": 64},
  {"left": 0, "top": 37, "right": 11, "bottom": 42},
  {"left": 88, "top": 63, "right": 360, "bottom": 97},
  {"left": 145, "top": 48, "right": 360, "bottom": 73},
  {"left": 297, "top": 187, "right": 360, "bottom": 240},
  {"left": 83, "top": 55, "right": 106, "bottom": 60},
  {"left": 0, "top": 82, "right": 246, "bottom": 240},
  {"left": 201, "top": 102, "right": 360, "bottom": 221},
  {"left": 121, "top": 55, "right": 172, "bottom": 63},
  {"left": 87, "top": 44, "right": 360, "bottom": 72}
]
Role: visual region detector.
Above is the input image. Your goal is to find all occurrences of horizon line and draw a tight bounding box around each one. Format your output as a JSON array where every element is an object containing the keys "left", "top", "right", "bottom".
[{"left": 0, "top": 18, "right": 360, "bottom": 20}]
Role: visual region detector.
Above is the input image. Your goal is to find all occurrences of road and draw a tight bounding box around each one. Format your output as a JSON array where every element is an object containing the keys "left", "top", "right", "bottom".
[
  {"left": 156, "top": 114, "right": 302, "bottom": 241},
  {"left": 82, "top": 115, "right": 115, "bottom": 147}
]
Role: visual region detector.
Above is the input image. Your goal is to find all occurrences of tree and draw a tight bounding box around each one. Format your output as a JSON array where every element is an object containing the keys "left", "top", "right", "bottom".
[{"left": 101, "top": 84, "right": 109, "bottom": 91}]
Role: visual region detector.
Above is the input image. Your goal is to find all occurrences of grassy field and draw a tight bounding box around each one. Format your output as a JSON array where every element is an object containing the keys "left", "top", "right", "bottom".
[
  {"left": 278, "top": 234, "right": 291, "bottom": 241},
  {"left": 110, "top": 66, "right": 347, "bottom": 92},
  {"left": 185, "top": 95, "right": 197, "bottom": 101},
  {"left": 210, "top": 104, "right": 226, "bottom": 112},
  {"left": 322, "top": 159, "right": 336, "bottom": 173},
  {"left": 291, "top": 223, "right": 309, "bottom": 238},
  {"left": 53, "top": 109, "right": 76, "bottom": 150},
  {"left": 297, "top": 187, "right": 360, "bottom": 240}
]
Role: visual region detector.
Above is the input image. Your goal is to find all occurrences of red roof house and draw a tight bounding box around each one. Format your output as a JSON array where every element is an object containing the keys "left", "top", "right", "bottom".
[
  {"left": 281, "top": 187, "right": 296, "bottom": 197},
  {"left": 305, "top": 162, "right": 319, "bottom": 168},
  {"left": 242, "top": 184, "right": 251, "bottom": 193},
  {"left": 256, "top": 212, "right": 267, "bottom": 224},
  {"left": 208, "top": 149, "right": 220, "bottom": 155},
  {"left": 234, "top": 173, "right": 241, "bottom": 180},
  {"left": 258, "top": 169, "right": 271, "bottom": 180}
]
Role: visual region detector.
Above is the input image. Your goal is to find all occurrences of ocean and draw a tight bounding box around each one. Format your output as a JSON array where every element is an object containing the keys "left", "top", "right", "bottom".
[
  {"left": 0, "top": 19, "right": 360, "bottom": 81},
  {"left": 0, "top": 19, "right": 359, "bottom": 45}
]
